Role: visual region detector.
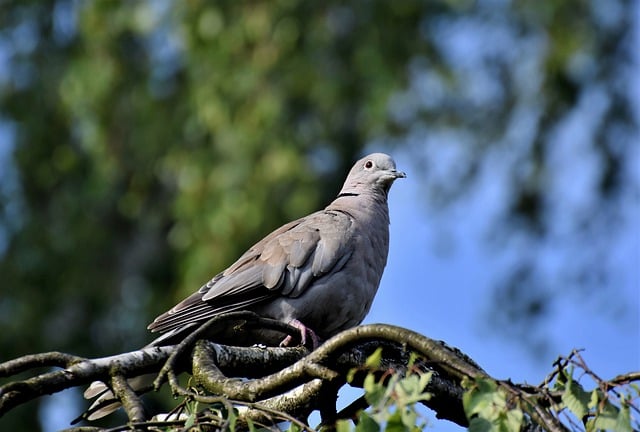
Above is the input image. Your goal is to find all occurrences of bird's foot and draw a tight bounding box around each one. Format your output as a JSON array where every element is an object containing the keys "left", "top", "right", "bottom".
[{"left": 280, "top": 319, "right": 320, "bottom": 349}]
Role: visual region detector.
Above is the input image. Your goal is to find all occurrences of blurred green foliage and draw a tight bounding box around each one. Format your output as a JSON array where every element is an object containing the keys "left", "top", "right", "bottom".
[{"left": 0, "top": 0, "right": 635, "bottom": 430}]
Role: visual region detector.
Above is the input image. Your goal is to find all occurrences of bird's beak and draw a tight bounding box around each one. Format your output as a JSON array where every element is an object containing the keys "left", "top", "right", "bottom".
[{"left": 391, "top": 169, "right": 407, "bottom": 179}]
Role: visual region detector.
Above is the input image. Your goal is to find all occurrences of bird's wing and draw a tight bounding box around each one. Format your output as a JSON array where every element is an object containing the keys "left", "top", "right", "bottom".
[{"left": 148, "top": 210, "right": 354, "bottom": 334}]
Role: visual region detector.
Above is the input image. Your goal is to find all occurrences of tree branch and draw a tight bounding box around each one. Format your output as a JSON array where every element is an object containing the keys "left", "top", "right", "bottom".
[
  {"left": 0, "top": 346, "right": 173, "bottom": 415},
  {"left": 3, "top": 315, "right": 633, "bottom": 431}
]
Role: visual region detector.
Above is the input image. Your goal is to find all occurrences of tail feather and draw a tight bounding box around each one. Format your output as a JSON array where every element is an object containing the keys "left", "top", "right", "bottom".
[
  {"left": 83, "top": 381, "right": 109, "bottom": 399},
  {"left": 82, "top": 375, "right": 154, "bottom": 420},
  {"left": 82, "top": 381, "right": 123, "bottom": 421}
]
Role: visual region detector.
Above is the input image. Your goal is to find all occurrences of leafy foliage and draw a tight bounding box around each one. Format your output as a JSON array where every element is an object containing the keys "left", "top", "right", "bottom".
[
  {"left": 457, "top": 351, "right": 640, "bottom": 432},
  {"left": 121, "top": 349, "right": 639, "bottom": 431},
  {"left": 462, "top": 377, "right": 523, "bottom": 432},
  {"left": 338, "top": 348, "right": 433, "bottom": 432},
  {"left": 550, "top": 360, "right": 639, "bottom": 432}
]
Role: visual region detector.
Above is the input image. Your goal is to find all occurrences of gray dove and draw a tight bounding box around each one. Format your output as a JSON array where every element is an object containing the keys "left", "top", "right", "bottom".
[
  {"left": 84, "top": 152, "right": 404, "bottom": 419},
  {"left": 147, "top": 152, "right": 405, "bottom": 347}
]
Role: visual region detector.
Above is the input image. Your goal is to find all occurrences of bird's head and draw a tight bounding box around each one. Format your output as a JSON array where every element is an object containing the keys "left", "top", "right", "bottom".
[{"left": 339, "top": 153, "right": 406, "bottom": 198}]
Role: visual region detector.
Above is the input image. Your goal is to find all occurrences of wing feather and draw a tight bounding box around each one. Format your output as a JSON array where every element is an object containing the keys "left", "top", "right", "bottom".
[{"left": 148, "top": 210, "right": 355, "bottom": 335}]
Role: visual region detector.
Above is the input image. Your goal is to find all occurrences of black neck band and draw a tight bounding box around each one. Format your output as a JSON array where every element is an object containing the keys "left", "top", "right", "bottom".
[{"left": 336, "top": 192, "right": 359, "bottom": 198}]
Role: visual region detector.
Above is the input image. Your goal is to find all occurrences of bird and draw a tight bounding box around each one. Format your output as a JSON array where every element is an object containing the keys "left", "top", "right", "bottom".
[
  {"left": 147, "top": 152, "right": 405, "bottom": 347},
  {"left": 83, "top": 152, "right": 405, "bottom": 419}
]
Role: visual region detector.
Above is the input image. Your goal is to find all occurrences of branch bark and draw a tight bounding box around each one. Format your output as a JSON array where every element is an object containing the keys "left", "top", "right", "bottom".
[{"left": 0, "top": 315, "right": 577, "bottom": 431}]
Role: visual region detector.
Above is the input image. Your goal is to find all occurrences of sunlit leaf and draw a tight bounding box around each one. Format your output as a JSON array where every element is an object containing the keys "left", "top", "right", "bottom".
[
  {"left": 356, "top": 411, "right": 380, "bottom": 432},
  {"left": 347, "top": 368, "right": 358, "bottom": 384},
  {"left": 400, "top": 406, "right": 417, "bottom": 430},
  {"left": 418, "top": 371, "right": 433, "bottom": 394},
  {"left": 365, "top": 347, "right": 384, "bottom": 369},
  {"left": 588, "top": 389, "right": 600, "bottom": 410},
  {"left": 287, "top": 422, "right": 302, "bottom": 432},
  {"left": 592, "top": 412, "right": 618, "bottom": 431},
  {"left": 384, "top": 410, "right": 407, "bottom": 432},
  {"left": 462, "top": 377, "right": 501, "bottom": 417},
  {"left": 227, "top": 408, "right": 237, "bottom": 432},
  {"left": 247, "top": 417, "right": 256, "bottom": 432},
  {"left": 503, "top": 406, "right": 524, "bottom": 432},
  {"left": 561, "top": 375, "right": 589, "bottom": 420},
  {"left": 364, "top": 373, "right": 386, "bottom": 407},
  {"left": 614, "top": 403, "right": 632, "bottom": 432},
  {"left": 336, "top": 419, "right": 354, "bottom": 432},
  {"left": 407, "top": 352, "right": 419, "bottom": 369},
  {"left": 397, "top": 375, "right": 418, "bottom": 399},
  {"left": 184, "top": 411, "right": 196, "bottom": 429},
  {"left": 467, "top": 417, "right": 492, "bottom": 432}
]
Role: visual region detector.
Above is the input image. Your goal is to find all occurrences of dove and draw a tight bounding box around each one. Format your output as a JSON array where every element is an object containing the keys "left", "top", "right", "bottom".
[
  {"left": 147, "top": 152, "right": 405, "bottom": 347},
  {"left": 83, "top": 152, "right": 404, "bottom": 419}
]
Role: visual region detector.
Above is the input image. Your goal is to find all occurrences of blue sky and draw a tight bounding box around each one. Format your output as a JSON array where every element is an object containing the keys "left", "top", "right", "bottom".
[
  {"left": 365, "top": 144, "right": 639, "bottom": 429},
  {"left": 378, "top": 148, "right": 638, "bottom": 376}
]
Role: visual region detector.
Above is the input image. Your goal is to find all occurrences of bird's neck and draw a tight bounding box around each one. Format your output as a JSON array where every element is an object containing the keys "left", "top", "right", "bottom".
[
  {"left": 327, "top": 191, "right": 390, "bottom": 225},
  {"left": 336, "top": 192, "right": 359, "bottom": 198},
  {"left": 336, "top": 181, "right": 390, "bottom": 202}
]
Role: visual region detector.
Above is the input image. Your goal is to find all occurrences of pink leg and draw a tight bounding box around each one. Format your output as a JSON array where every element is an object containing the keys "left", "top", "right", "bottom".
[{"left": 279, "top": 319, "right": 320, "bottom": 349}]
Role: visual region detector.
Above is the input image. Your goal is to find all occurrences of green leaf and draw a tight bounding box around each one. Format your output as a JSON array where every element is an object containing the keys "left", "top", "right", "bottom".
[
  {"left": 588, "top": 389, "right": 600, "bottom": 410},
  {"left": 336, "top": 419, "right": 354, "bottom": 432},
  {"left": 356, "top": 411, "right": 380, "bottom": 432},
  {"left": 384, "top": 410, "right": 407, "bottom": 432},
  {"left": 407, "top": 352, "right": 419, "bottom": 369},
  {"left": 246, "top": 417, "right": 256, "bottom": 432},
  {"left": 347, "top": 368, "right": 357, "bottom": 383},
  {"left": 593, "top": 412, "right": 618, "bottom": 431},
  {"left": 467, "top": 417, "right": 493, "bottom": 432},
  {"left": 366, "top": 347, "right": 384, "bottom": 368},
  {"left": 553, "top": 367, "right": 569, "bottom": 390},
  {"left": 592, "top": 403, "right": 620, "bottom": 431},
  {"left": 184, "top": 411, "right": 196, "bottom": 429},
  {"left": 561, "top": 376, "right": 590, "bottom": 419},
  {"left": 400, "top": 406, "right": 418, "bottom": 429},
  {"left": 614, "top": 403, "right": 632, "bottom": 432},
  {"left": 395, "top": 374, "right": 431, "bottom": 405},
  {"left": 418, "top": 371, "right": 433, "bottom": 393},
  {"left": 287, "top": 423, "right": 302, "bottom": 432},
  {"left": 462, "top": 377, "right": 522, "bottom": 432},
  {"left": 397, "top": 375, "right": 419, "bottom": 399},
  {"left": 462, "top": 377, "right": 501, "bottom": 418},
  {"left": 502, "top": 406, "right": 524, "bottom": 432},
  {"left": 364, "top": 373, "right": 386, "bottom": 407}
]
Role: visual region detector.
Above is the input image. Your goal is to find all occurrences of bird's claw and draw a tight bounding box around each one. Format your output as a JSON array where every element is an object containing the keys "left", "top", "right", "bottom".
[{"left": 279, "top": 319, "right": 319, "bottom": 349}]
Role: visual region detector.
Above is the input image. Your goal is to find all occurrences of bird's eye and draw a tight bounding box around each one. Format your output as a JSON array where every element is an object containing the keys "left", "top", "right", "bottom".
[{"left": 364, "top": 160, "right": 374, "bottom": 169}]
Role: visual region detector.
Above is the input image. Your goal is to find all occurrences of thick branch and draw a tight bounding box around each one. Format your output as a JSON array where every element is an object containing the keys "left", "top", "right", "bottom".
[
  {"left": 2, "top": 317, "right": 620, "bottom": 432},
  {"left": 0, "top": 352, "right": 85, "bottom": 377},
  {"left": 188, "top": 329, "right": 472, "bottom": 426},
  {"left": 0, "top": 346, "right": 173, "bottom": 415}
]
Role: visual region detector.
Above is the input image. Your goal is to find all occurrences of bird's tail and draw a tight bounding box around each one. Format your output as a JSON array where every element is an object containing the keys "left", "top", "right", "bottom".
[{"left": 81, "top": 374, "right": 154, "bottom": 421}]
